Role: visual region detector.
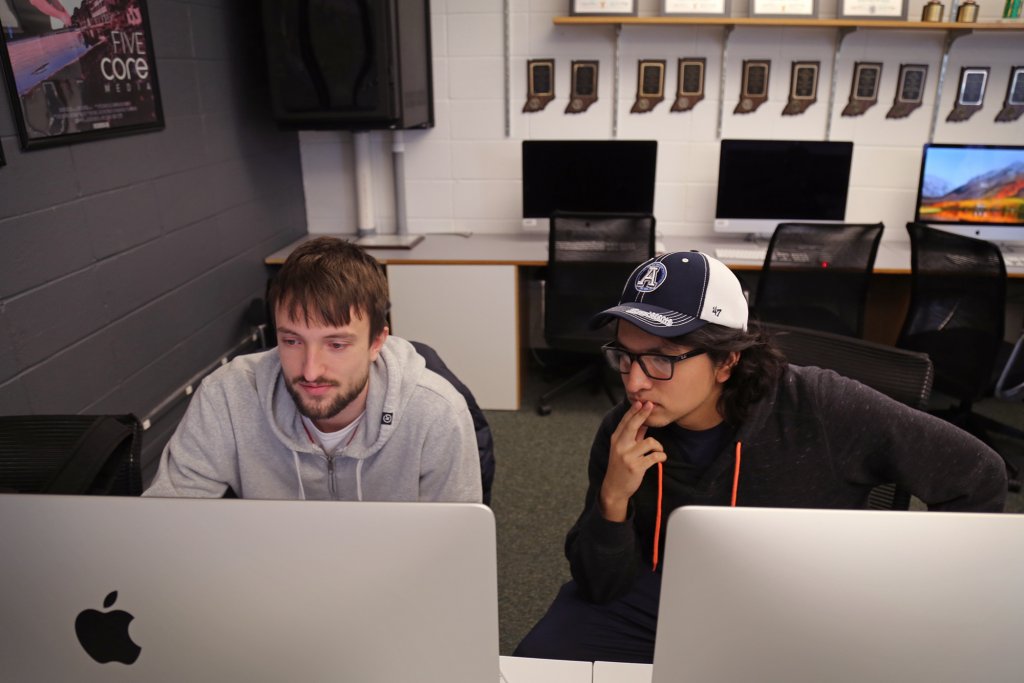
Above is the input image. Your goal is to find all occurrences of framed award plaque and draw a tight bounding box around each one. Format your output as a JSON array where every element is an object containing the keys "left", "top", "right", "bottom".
[
  {"left": 661, "top": 0, "right": 731, "bottom": 16},
  {"left": 571, "top": 0, "right": 638, "bottom": 15},
  {"left": 734, "top": 60, "right": 770, "bottom": 114},
  {"left": 995, "top": 66, "right": 1024, "bottom": 123},
  {"left": 886, "top": 64, "right": 927, "bottom": 119},
  {"left": 671, "top": 58, "right": 706, "bottom": 112},
  {"left": 523, "top": 59, "right": 555, "bottom": 113},
  {"left": 782, "top": 61, "right": 819, "bottom": 116},
  {"left": 566, "top": 60, "right": 599, "bottom": 114},
  {"left": 838, "top": 0, "right": 908, "bottom": 19},
  {"left": 841, "top": 62, "right": 882, "bottom": 117},
  {"left": 750, "top": 0, "right": 818, "bottom": 18},
  {"left": 947, "top": 66, "right": 988, "bottom": 122},
  {"left": 631, "top": 60, "right": 666, "bottom": 113}
]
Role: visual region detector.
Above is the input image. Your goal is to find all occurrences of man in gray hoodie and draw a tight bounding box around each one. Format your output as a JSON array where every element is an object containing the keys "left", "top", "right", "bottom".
[{"left": 144, "top": 237, "right": 482, "bottom": 502}]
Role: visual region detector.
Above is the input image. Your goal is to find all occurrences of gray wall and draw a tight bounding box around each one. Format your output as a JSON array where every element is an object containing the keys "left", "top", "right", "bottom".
[{"left": 0, "top": 0, "right": 307, "bottom": 479}]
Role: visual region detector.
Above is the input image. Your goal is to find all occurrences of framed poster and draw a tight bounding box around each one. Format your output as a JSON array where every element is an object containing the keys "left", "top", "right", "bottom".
[
  {"left": 838, "top": 0, "right": 908, "bottom": 19},
  {"left": 570, "top": 0, "right": 638, "bottom": 16},
  {"left": 661, "top": 0, "right": 731, "bottom": 16},
  {"left": 750, "top": 0, "right": 818, "bottom": 18},
  {"left": 0, "top": 0, "right": 164, "bottom": 150}
]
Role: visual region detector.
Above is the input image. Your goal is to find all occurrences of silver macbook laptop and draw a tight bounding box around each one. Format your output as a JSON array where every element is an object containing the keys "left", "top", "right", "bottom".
[
  {"left": 0, "top": 495, "right": 499, "bottom": 682},
  {"left": 654, "top": 506, "right": 1024, "bottom": 683}
]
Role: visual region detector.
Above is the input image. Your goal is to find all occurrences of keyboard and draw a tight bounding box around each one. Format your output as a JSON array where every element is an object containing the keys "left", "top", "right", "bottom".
[
  {"left": 1004, "top": 254, "right": 1024, "bottom": 268},
  {"left": 715, "top": 247, "right": 768, "bottom": 262}
]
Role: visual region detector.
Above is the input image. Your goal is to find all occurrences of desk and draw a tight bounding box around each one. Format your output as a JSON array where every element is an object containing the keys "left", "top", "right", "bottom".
[
  {"left": 593, "top": 660, "right": 654, "bottom": 683},
  {"left": 498, "top": 655, "right": 592, "bottom": 682},
  {"left": 266, "top": 233, "right": 1024, "bottom": 410}
]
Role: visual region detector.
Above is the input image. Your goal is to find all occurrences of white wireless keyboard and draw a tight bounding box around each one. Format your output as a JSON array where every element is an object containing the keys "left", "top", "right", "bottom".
[
  {"left": 1004, "top": 254, "right": 1024, "bottom": 268},
  {"left": 715, "top": 247, "right": 768, "bottom": 262}
]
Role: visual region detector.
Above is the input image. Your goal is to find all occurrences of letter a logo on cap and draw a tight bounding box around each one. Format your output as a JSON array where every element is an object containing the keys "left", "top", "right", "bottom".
[{"left": 635, "top": 262, "right": 667, "bottom": 293}]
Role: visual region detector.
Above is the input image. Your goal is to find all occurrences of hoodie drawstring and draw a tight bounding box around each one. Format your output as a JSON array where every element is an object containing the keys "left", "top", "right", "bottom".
[
  {"left": 355, "top": 459, "right": 364, "bottom": 502},
  {"left": 292, "top": 450, "right": 307, "bottom": 500},
  {"left": 651, "top": 441, "right": 742, "bottom": 571}
]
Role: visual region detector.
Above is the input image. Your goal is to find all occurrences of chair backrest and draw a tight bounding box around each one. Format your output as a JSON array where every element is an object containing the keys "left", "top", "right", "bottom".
[
  {"left": 898, "top": 222, "right": 1006, "bottom": 403},
  {"left": 752, "top": 222, "right": 884, "bottom": 337},
  {"left": 544, "top": 212, "right": 656, "bottom": 351},
  {"left": 409, "top": 341, "right": 495, "bottom": 506},
  {"left": 764, "top": 322, "right": 934, "bottom": 510},
  {"left": 0, "top": 415, "right": 143, "bottom": 495}
]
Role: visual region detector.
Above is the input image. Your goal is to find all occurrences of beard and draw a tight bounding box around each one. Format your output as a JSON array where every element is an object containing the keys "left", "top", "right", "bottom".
[{"left": 286, "top": 369, "right": 370, "bottom": 422}]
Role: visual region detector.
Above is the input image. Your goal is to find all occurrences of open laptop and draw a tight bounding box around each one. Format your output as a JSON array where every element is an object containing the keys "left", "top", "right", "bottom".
[
  {"left": 0, "top": 495, "right": 499, "bottom": 682},
  {"left": 653, "top": 506, "right": 1024, "bottom": 683}
]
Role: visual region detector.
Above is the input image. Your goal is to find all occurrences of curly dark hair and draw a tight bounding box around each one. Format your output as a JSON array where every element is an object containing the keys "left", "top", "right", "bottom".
[{"left": 671, "top": 321, "right": 786, "bottom": 425}]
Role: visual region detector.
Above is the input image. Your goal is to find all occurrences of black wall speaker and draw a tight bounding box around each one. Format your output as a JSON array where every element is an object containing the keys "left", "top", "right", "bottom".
[{"left": 261, "top": 0, "right": 434, "bottom": 130}]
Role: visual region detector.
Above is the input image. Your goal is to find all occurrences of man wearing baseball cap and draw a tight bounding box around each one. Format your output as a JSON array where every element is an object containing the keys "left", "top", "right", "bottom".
[{"left": 515, "top": 250, "right": 1007, "bottom": 663}]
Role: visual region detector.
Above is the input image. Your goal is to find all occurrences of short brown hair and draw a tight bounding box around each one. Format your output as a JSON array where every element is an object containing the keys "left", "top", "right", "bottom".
[{"left": 268, "top": 237, "right": 389, "bottom": 339}]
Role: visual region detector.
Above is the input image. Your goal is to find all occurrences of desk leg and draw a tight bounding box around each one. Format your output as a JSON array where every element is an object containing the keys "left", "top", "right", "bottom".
[{"left": 387, "top": 264, "right": 520, "bottom": 410}]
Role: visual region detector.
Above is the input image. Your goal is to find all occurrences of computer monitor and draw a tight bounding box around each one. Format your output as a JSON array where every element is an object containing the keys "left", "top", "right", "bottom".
[
  {"left": 914, "top": 143, "right": 1024, "bottom": 244},
  {"left": 0, "top": 495, "right": 500, "bottom": 683},
  {"left": 654, "top": 506, "right": 1024, "bottom": 683},
  {"left": 521, "top": 140, "right": 657, "bottom": 225},
  {"left": 713, "top": 139, "right": 854, "bottom": 237}
]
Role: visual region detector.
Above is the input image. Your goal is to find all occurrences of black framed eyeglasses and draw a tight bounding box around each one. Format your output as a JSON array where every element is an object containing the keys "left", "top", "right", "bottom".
[{"left": 601, "top": 343, "right": 707, "bottom": 381}]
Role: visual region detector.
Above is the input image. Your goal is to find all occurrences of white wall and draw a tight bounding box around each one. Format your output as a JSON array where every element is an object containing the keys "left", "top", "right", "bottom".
[{"left": 299, "top": 0, "right": 1024, "bottom": 244}]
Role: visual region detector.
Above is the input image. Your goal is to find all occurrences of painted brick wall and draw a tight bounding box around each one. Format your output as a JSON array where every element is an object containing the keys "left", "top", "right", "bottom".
[
  {"left": 0, "top": 0, "right": 308, "bottom": 478},
  {"left": 301, "top": 0, "right": 1024, "bottom": 242}
]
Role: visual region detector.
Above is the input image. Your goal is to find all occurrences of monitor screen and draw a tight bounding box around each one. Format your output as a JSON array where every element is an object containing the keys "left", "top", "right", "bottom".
[
  {"left": 713, "top": 139, "right": 854, "bottom": 236},
  {"left": 914, "top": 143, "right": 1024, "bottom": 242},
  {"left": 521, "top": 140, "right": 657, "bottom": 219}
]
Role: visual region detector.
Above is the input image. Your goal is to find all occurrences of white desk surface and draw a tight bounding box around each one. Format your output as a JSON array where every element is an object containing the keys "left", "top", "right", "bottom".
[
  {"left": 265, "top": 232, "right": 1024, "bottom": 277},
  {"left": 265, "top": 232, "right": 924, "bottom": 273},
  {"left": 498, "top": 655, "right": 592, "bottom": 683},
  {"left": 592, "top": 661, "right": 654, "bottom": 683}
]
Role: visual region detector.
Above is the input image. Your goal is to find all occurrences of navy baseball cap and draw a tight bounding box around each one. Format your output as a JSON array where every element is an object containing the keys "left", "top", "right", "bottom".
[{"left": 591, "top": 251, "right": 748, "bottom": 338}]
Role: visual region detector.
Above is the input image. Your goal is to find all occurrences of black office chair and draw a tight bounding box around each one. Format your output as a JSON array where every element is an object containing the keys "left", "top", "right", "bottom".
[
  {"left": 996, "top": 328, "right": 1024, "bottom": 402},
  {"left": 764, "top": 322, "right": 934, "bottom": 510},
  {"left": 0, "top": 414, "right": 143, "bottom": 495},
  {"left": 896, "top": 222, "right": 1020, "bottom": 491},
  {"left": 752, "top": 222, "right": 884, "bottom": 338},
  {"left": 537, "top": 211, "right": 656, "bottom": 416},
  {"left": 410, "top": 341, "right": 495, "bottom": 506}
]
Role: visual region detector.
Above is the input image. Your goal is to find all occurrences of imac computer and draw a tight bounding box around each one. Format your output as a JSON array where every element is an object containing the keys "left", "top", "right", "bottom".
[
  {"left": 521, "top": 140, "right": 657, "bottom": 230},
  {"left": 713, "top": 139, "right": 855, "bottom": 239},
  {"left": 914, "top": 143, "right": 1024, "bottom": 245}
]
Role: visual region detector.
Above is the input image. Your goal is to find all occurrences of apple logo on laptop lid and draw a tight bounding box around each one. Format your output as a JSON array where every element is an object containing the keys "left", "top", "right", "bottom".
[{"left": 74, "top": 591, "right": 141, "bottom": 665}]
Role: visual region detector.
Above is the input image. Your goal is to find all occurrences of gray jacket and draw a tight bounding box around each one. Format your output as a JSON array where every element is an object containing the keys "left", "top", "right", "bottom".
[{"left": 144, "top": 336, "right": 482, "bottom": 502}]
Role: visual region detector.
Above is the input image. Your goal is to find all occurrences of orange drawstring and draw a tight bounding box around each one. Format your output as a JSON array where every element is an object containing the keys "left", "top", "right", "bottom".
[
  {"left": 652, "top": 462, "right": 664, "bottom": 571},
  {"left": 731, "top": 441, "right": 742, "bottom": 507},
  {"left": 652, "top": 441, "right": 743, "bottom": 572}
]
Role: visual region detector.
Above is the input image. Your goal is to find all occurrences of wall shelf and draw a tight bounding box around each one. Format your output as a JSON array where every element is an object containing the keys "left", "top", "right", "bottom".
[{"left": 553, "top": 16, "right": 1024, "bottom": 31}]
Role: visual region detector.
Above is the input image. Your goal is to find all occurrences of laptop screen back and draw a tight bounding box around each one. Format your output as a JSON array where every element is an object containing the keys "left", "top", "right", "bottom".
[
  {"left": 653, "top": 506, "right": 1023, "bottom": 683},
  {"left": 0, "top": 495, "right": 499, "bottom": 683}
]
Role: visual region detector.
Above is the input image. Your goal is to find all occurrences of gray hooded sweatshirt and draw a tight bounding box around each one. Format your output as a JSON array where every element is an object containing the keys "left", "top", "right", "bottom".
[{"left": 144, "top": 336, "right": 482, "bottom": 502}]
